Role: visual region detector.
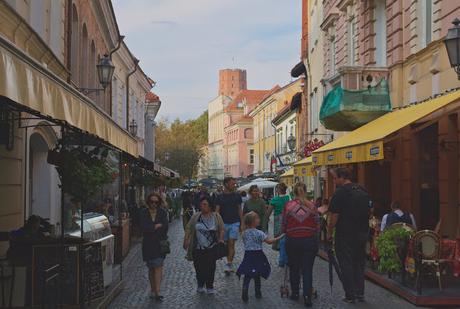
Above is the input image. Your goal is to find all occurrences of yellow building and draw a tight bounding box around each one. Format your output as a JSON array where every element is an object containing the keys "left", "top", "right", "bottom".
[{"left": 250, "top": 80, "right": 302, "bottom": 174}]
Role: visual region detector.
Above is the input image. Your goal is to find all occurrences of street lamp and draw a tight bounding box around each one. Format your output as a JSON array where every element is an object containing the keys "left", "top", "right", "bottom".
[
  {"left": 444, "top": 18, "right": 460, "bottom": 80},
  {"left": 129, "top": 119, "right": 138, "bottom": 136},
  {"left": 287, "top": 134, "right": 296, "bottom": 152},
  {"left": 79, "top": 54, "right": 115, "bottom": 93}
]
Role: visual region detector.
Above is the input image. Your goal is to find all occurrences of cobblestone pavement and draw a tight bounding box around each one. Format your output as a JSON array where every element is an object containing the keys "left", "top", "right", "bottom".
[{"left": 109, "top": 219, "right": 418, "bottom": 309}]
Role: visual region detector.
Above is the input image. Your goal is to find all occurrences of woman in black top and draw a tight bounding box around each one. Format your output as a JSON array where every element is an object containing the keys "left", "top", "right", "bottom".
[{"left": 140, "top": 193, "right": 169, "bottom": 301}]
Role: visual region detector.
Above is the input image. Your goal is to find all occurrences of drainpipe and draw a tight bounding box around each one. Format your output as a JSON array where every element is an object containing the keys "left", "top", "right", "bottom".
[
  {"left": 126, "top": 58, "right": 139, "bottom": 130},
  {"left": 109, "top": 35, "right": 125, "bottom": 60},
  {"left": 108, "top": 36, "right": 125, "bottom": 116}
]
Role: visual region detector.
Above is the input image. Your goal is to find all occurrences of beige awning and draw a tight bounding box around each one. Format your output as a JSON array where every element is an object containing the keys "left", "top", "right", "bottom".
[{"left": 0, "top": 38, "right": 138, "bottom": 157}]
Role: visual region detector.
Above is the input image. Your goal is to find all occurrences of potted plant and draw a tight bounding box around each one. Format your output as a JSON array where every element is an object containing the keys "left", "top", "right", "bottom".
[{"left": 375, "top": 226, "right": 413, "bottom": 276}]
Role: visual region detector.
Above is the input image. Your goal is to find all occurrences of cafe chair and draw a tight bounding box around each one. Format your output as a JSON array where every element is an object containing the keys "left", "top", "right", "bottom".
[{"left": 413, "top": 230, "right": 443, "bottom": 294}]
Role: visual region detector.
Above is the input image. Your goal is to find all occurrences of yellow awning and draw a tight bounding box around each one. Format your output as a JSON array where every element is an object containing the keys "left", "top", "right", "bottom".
[
  {"left": 0, "top": 40, "right": 138, "bottom": 157},
  {"left": 293, "top": 156, "right": 314, "bottom": 177},
  {"left": 280, "top": 168, "right": 294, "bottom": 177},
  {"left": 312, "top": 90, "right": 460, "bottom": 166}
]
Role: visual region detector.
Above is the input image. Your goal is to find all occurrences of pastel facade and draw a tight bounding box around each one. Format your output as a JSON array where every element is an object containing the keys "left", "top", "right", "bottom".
[
  {"left": 207, "top": 95, "right": 232, "bottom": 179},
  {"left": 313, "top": 0, "right": 460, "bottom": 237},
  {"left": 223, "top": 90, "right": 270, "bottom": 177},
  {"left": 0, "top": 0, "right": 153, "bottom": 247},
  {"left": 251, "top": 80, "right": 302, "bottom": 174}
]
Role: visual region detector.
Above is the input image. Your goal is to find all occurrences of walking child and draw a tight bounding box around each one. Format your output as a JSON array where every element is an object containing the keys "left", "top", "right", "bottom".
[{"left": 237, "top": 211, "right": 284, "bottom": 302}]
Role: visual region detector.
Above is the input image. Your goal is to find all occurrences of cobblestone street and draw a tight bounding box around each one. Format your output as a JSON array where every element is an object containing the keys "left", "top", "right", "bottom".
[{"left": 109, "top": 219, "right": 417, "bottom": 309}]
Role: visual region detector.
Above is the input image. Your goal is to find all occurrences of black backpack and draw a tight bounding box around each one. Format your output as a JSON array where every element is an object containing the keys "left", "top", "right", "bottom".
[
  {"left": 386, "top": 211, "right": 412, "bottom": 227},
  {"left": 346, "top": 184, "right": 371, "bottom": 234}
]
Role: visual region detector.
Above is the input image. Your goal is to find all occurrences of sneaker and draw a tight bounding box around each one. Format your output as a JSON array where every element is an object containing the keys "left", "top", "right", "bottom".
[
  {"left": 206, "top": 288, "right": 216, "bottom": 295},
  {"left": 342, "top": 297, "right": 355, "bottom": 304},
  {"left": 224, "top": 263, "right": 233, "bottom": 273},
  {"left": 197, "top": 287, "right": 206, "bottom": 294}
]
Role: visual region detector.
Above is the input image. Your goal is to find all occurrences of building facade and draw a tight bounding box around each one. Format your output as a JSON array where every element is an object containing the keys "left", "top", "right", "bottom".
[
  {"left": 144, "top": 92, "right": 161, "bottom": 162},
  {"left": 223, "top": 90, "right": 270, "bottom": 177},
  {"left": 0, "top": 0, "right": 152, "bottom": 250},
  {"left": 207, "top": 95, "right": 231, "bottom": 179},
  {"left": 311, "top": 0, "right": 460, "bottom": 238},
  {"left": 251, "top": 80, "right": 302, "bottom": 174}
]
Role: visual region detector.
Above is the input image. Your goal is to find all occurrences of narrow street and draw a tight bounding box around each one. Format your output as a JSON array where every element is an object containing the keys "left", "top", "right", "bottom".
[{"left": 109, "top": 218, "right": 417, "bottom": 309}]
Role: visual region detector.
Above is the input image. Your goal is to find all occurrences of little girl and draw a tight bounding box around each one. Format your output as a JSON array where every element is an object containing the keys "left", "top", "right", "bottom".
[{"left": 237, "top": 211, "right": 284, "bottom": 302}]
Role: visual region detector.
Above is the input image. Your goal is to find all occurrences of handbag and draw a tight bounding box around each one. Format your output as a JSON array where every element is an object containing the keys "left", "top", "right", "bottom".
[
  {"left": 212, "top": 242, "right": 227, "bottom": 260},
  {"left": 160, "top": 238, "right": 171, "bottom": 255}
]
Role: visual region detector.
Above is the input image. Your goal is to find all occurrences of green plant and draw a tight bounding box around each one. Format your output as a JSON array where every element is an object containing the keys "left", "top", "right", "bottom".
[
  {"left": 375, "top": 227, "right": 413, "bottom": 273},
  {"left": 54, "top": 146, "right": 113, "bottom": 205}
]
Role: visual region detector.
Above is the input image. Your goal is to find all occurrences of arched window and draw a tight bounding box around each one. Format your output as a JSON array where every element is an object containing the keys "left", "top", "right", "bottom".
[
  {"left": 244, "top": 128, "right": 253, "bottom": 139},
  {"left": 70, "top": 5, "right": 79, "bottom": 85},
  {"left": 80, "top": 24, "right": 89, "bottom": 88},
  {"left": 89, "top": 40, "right": 96, "bottom": 98}
]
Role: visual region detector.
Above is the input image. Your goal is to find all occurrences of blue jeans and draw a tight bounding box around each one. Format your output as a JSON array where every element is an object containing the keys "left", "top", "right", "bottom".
[{"left": 285, "top": 236, "right": 318, "bottom": 297}]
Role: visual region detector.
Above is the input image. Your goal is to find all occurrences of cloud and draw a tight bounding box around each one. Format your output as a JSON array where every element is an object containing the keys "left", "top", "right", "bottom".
[
  {"left": 112, "top": 0, "right": 301, "bottom": 120},
  {"left": 150, "top": 20, "right": 178, "bottom": 27}
]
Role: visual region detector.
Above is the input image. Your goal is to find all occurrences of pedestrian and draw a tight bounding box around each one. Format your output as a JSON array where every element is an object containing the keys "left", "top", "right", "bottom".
[
  {"left": 182, "top": 191, "right": 195, "bottom": 230},
  {"left": 243, "top": 185, "right": 267, "bottom": 231},
  {"left": 240, "top": 191, "right": 249, "bottom": 209},
  {"left": 237, "top": 211, "right": 283, "bottom": 302},
  {"left": 193, "top": 185, "right": 211, "bottom": 209},
  {"left": 140, "top": 193, "right": 169, "bottom": 301},
  {"left": 282, "top": 182, "right": 319, "bottom": 307},
  {"left": 327, "top": 167, "right": 371, "bottom": 303},
  {"left": 380, "top": 201, "right": 417, "bottom": 231},
  {"left": 267, "top": 182, "right": 290, "bottom": 252},
  {"left": 183, "top": 196, "right": 225, "bottom": 294},
  {"left": 215, "top": 177, "right": 243, "bottom": 274}
]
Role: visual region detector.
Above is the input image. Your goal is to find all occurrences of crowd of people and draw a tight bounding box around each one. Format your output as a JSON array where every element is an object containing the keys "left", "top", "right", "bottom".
[{"left": 138, "top": 167, "right": 417, "bottom": 307}]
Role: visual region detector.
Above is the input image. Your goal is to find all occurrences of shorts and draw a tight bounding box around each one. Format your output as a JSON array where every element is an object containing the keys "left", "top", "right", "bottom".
[
  {"left": 146, "top": 257, "right": 165, "bottom": 268},
  {"left": 224, "top": 222, "right": 240, "bottom": 241}
]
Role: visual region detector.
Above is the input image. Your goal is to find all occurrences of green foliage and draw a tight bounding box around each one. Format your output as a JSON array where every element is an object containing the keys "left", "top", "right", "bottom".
[
  {"left": 156, "top": 111, "right": 208, "bottom": 179},
  {"left": 375, "top": 227, "right": 413, "bottom": 273},
  {"left": 54, "top": 147, "right": 113, "bottom": 204}
]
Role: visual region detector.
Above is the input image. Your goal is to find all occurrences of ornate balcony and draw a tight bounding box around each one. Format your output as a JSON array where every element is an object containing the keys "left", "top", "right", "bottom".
[{"left": 320, "top": 66, "right": 391, "bottom": 131}]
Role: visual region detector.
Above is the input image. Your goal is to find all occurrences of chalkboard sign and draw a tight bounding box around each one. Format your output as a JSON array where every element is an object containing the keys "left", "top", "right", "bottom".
[
  {"left": 32, "top": 244, "right": 80, "bottom": 305},
  {"left": 82, "top": 242, "right": 105, "bottom": 301}
]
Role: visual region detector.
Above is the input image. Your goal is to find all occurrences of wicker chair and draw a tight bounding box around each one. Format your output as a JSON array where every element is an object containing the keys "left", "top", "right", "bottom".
[{"left": 413, "top": 230, "right": 442, "bottom": 294}]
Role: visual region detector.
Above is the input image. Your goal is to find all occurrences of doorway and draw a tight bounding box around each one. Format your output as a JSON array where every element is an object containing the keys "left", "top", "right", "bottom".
[
  {"left": 418, "top": 124, "right": 439, "bottom": 230},
  {"left": 29, "top": 133, "right": 52, "bottom": 220}
]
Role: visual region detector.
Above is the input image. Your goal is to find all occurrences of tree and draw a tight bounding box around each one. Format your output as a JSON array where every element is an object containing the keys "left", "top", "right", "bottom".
[{"left": 155, "top": 111, "right": 208, "bottom": 180}]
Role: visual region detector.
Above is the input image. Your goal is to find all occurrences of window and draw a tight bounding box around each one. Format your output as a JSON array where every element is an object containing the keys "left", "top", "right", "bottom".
[
  {"left": 70, "top": 5, "right": 79, "bottom": 85},
  {"left": 80, "top": 24, "right": 88, "bottom": 88},
  {"left": 374, "top": 0, "right": 387, "bottom": 66},
  {"left": 421, "top": 0, "right": 433, "bottom": 48},
  {"left": 330, "top": 38, "right": 336, "bottom": 74},
  {"left": 112, "top": 77, "right": 118, "bottom": 121},
  {"left": 347, "top": 16, "right": 356, "bottom": 65},
  {"left": 249, "top": 149, "right": 254, "bottom": 164}
]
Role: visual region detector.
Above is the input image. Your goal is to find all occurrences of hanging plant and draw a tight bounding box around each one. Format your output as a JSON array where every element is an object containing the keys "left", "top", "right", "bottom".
[
  {"left": 375, "top": 226, "right": 413, "bottom": 273},
  {"left": 54, "top": 146, "right": 113, "bottom": 205}
]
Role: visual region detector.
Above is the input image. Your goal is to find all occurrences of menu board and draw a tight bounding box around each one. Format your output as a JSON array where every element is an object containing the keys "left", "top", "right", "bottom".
[
  {"left": 82, "top": 242, "right": 105, "bottom": 301},
  {"left": 32, "top": 244, "right": 79, "bottom": 305}
]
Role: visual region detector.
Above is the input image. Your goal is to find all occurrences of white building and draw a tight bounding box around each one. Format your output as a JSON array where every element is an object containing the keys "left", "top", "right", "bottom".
[{"left": 207, "top": 95, "right": 231, "bottom": 180}]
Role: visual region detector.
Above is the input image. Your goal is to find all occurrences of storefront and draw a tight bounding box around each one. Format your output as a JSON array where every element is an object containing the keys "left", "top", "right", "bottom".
[
  {"left": 293, "top": 156, "right": 315, "bottom": 195},
  {"left": 0, "top": 32, "right": 137, "bottom": 306},
  {"left": 312, "top": 89, "right": 460, "bottom": 305},
  {"left": 313, "top": 89, "right": 460, "bottom": 235}
]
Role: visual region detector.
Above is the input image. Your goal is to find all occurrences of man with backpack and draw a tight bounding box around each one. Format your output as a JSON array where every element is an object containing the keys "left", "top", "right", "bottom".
[
  {"left": 327, "top": 167, "right": 371, "bottom": 304},
  {"left": 380, "top": 201, "right": 417, "bottom": 231}
]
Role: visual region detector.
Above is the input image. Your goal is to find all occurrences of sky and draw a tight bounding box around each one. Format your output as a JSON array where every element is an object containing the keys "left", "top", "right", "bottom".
[{"left": 112, "top": 0, "right": 302, "bottom": 121}]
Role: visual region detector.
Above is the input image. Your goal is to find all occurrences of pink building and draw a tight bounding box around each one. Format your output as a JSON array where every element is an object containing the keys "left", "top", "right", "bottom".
[{"left": 223, "top": 90, "right": 271, "bottom": 177}]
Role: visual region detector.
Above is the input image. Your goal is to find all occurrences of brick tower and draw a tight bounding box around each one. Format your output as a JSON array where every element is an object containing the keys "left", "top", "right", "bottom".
[{"left": 218, "top": 69, "right": 247, "bottom": 98}]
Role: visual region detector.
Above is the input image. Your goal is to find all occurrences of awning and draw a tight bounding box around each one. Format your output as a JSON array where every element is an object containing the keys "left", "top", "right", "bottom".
[
  {"left": 293, "top": 156, "right": 314, "bottom": 177},
  {"left": 313, "top": 89, "right": 460, "bottom": 166},
  {"left": 0, "top": 36, "right": 138, "bottom": 157},
  {"left": 154, "top": 163, "right": 179, "bottom": 178},
  {"left": 280, "top": 168, "right": 294, "bottom": 178},
  {"left": 291, "top": 61, "right": 307, "bottom": 78}
]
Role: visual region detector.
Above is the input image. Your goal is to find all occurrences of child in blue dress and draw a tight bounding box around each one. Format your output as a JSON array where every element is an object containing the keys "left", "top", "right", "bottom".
[{"left": 237, "top": 211, "right": 284, "bottom": 302}]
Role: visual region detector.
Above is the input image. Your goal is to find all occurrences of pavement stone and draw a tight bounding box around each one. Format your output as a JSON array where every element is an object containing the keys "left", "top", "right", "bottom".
[{"left": 109, "top": 219, "right": 418, "bottom": 309}]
